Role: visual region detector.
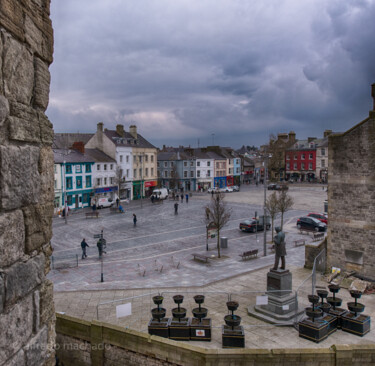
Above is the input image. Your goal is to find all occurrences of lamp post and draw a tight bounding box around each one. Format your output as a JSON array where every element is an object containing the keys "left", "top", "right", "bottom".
[
  {"left": 263, "top": 156, "right": 268, "bottom": 257},
  {"left": 62, "top": 160, "right": 67, "bottom": 225}
]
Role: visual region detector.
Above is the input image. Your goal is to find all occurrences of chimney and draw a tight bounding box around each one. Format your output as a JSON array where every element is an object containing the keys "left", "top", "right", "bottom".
[
  {"left": 324, "top": 129, "right": 332, "bottom": 138},
  {"left": 129, "top": 125, "right": 137, "bottom": 139},
  {"left": 71, "top": 141, "right": 85, "bottom": 154},
  {"left": 116, "top": 124, "right": 125, "bottom": 137},
  {"left": 162, "top": 144, "right": 166, "bottom": 151},
  {"left": 97, "top": 122, "right": 103, "bottom": 132},
  {"left": 288, "top": 131, "right": 296, "bottom": 142},
  {"left": 372, "top": 83, "right": 375, "bottom": 111},
  {"left": 307, "top": 137, "right": 316, "bottom": 143}
]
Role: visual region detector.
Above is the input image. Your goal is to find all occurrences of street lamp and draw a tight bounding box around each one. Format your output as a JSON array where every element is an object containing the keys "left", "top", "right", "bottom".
[{"left": 263, "top": 156, "right": 268, "bottom": 257}]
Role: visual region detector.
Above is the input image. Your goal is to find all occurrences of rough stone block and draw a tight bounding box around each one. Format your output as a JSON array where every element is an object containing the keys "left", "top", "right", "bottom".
[
  {"left": 0, "top": 274, "right": 4, "bottom": 314},
  {"left": 4, "top": 350, "right": 25, "bottom": 366},
  {"left": 33, "top": 290, "right": 40, "bottom": 332},
  {"left": 5, "top": 254, "right": 45, "bottom": 305},
  {"left": 8, "top": 101, "right": 40, "bottom": 142},
  {"left": 25, "top": 326, "right": 48, "bottom": 366},
  {"left": 0, "top": 1, "right": 24, "bottom": 41},
  {"left": 39, "top": 280, "right": 55, "bottom": 326},
  {"left": 39, "top": 113, "right": 54, "bottom": 145},
  {"left": 33, "top": 57, "right": 50, "bottom": 111},
  {"left": 0, "top": 210, "right": 25, "bottom": 267},
  {"left": 38, "top": 146, "right": 54, "bottom": 201},
  {"left": 23, "top": 204, "right": 52, "bottom": 253},
  {"left": 0, "top": 95, "right": 8, "bottom": 126},
  {"left": 0, "top": 295, "right": 33, "bottom": 363},
  {"left": 0, "top": 145, "right": 41, "bottom": 210},
  {"left": 2, "top": 31, "right": 34, "bottom": 105}
]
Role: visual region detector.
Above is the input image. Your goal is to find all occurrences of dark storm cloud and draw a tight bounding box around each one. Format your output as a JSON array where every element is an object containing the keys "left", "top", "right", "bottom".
[{"left": 48, "top": 0, "right": 375, "bottom": 148}]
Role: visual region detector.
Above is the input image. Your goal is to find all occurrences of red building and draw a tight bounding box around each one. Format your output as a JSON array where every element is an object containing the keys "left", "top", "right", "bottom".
[{"left": 285, "top": 138, "right": 317, "bottom": 182}]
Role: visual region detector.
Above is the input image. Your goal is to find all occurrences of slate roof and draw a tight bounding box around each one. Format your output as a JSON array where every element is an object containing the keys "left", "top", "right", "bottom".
[
  {"left": 53, "top": 149, "right": 94, "bottom": 164},
  {"left": 85, "top": 149, "right": 116, "bottom": 163},
  {"left": 53, "top": 133, "right": 93, "bottom": 149},
  {"left": 104, "top": 130, "right": 156, "bottom": 149}
]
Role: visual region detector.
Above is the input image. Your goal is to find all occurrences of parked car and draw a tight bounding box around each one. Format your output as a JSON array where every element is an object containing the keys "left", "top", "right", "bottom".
[
  {"left": 219, "top": 187, "right": 233, "bottom": 193},
  {"left": 267, "top": 183, "right": 289, "bottom": 191},
  {"left": 207, "top": 187, "right": 219, "bottom": 193},
  {"left": 307, "top": 212, "right": 328, "bottom": 224},
  {"left": 232, "top": 185, "right": 240, "bottom": 192},
  {"left": 151, "top": 188, "right": 169, "bottom": 200},
  {"left": 296, "top": 216, "right": 326, "bottom": 232},
  {"left": 95, "top": 197, "right": 114, "bottom": 209},
  {"left": 239, "top": 217, "right": 271, "bottom": 232}
]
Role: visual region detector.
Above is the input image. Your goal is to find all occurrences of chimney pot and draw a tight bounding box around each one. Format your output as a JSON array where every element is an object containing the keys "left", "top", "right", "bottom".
[
  {"left": 129, "top": 125, "right": 137, "bottom": 139},
  {"left": 116, "top": 124, "right": 125, "bottom": 137},
  {"left": 97, "top": 122, "right": 103, "bottom": 132}
]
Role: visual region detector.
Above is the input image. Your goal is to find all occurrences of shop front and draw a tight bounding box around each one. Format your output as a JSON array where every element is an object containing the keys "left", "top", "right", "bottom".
[
  {"left": 214, "top": 176, "right": 226, "bottom": 188},
  {"left": 145, "top": 180, "right": 157, "bottom": 197},
  {"left": 226, "top": 176, "right": 234, "bottom": 186},
  {"left": 65, "top": 188, "right": 93, "bottom": 210},
  {"left": 132, "top": 180, "right": 143, "bottom": 200},
  {"left": 94, "top": 186, "right": 118, "bottom": 201},
  {"left": 197, "top": 179, "right": 212, "bottom": 191}
]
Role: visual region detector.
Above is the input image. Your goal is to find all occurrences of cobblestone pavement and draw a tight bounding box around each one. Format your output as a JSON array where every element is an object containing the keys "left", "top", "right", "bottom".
[{"left": 51, "top": 184, "right": 375, "bottom": 349}]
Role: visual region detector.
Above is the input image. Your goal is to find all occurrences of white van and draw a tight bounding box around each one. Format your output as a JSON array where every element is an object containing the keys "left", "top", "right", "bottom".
[
  {"left": 151, "top": 188, "right": 169, "bottom": 200},
  {"left": 94, "top": 197, "right": 114, "bottom": 209}
]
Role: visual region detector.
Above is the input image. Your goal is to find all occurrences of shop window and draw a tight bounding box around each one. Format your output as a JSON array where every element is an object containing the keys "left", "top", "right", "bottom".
[
  {"left": 86, "top": 176, "right": 91, "bottom": 188},
  {"left": 66, "top": 177, "right": 73, "bottom": 189},
  {"left": 67, "top": 195, "right": 72, "bottom": 205},
  {"left": 86, "top": 164, "right": 91, "bottom": 173},
  {"left": 65, "top": 165, "right": 72, "bottom": 174},
  {"left": 76, "top": 177, "right": 82, "bottom": 188}
]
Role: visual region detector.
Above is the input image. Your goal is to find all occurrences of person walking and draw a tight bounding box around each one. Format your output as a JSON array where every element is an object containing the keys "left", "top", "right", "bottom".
[
  {"left": 81, "top": 238, "right": 89, "bottom": 259},
  {"left": 181, "top": 194, "right": 184, "bottom": 203},
  {"left": 185, "top": 193, "right": 189, "bottom": 203},
  {"left": 133, "top": 213, "right": 137, "bottom": 227},
  {"left": 116, "top": 198, "right": 119, "bottom": 207},
  {"left": 174, "top": 202, "right": 179, "bottom": 215}
]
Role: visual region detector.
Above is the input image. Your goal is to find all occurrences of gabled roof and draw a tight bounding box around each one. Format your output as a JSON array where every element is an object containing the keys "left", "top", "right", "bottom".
[
  {"left": 104, "top": 130, "right": 156, "bottom": 149},
  {"left": 53, "top": 133, "right": 93, "bottom": 149},
  {"left": 85, "top": 149, "right": 116, "bottom": 163},
  {"left": 53, "top": 149, "right": 94, "bottom": 164}
]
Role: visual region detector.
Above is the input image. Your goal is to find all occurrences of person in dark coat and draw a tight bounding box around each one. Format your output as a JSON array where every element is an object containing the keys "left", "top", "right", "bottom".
[
  {"left": 185, "top": 194, "right": 189, "bottom": 203},
  {"left": 133, "top": 213, "right": 137, "bottom": 226},
  {"left": 116, "top": 198, "right": 119, "bottom": 207},
  {"left": 181, "top": 194, "right": 184, "bottom": 203},
  {"left": 174, "top": 202, "right": 179, "bottom": 215},
  {"left": 81, "top": 238, "right": 89, "bottom": 259},
  {"left": 272, "top": 227, "right": 286, "bottom": 270}
]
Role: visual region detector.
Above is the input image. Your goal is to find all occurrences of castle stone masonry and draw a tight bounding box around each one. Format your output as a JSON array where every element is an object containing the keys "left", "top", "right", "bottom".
[
  {"left": 327, "top": 84, "right": 375, "bottom": 279},
  {"left": 0, "top": 1, "right": 55, "bottom": 365}
]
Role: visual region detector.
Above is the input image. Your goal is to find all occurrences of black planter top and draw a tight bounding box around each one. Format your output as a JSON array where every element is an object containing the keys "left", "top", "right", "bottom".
[
  {"left": 194, "top": 295, "right": 205, "bottom": 304},
  {"left": 226, "top": 301, "right": 239, "bottom": 311},
  {"left": 308, "top": 294, "right": 320, "bottom": 304},
  {"left": 152, "top": 296, "right": 164, "bottom": 305},
  {"left": 349, "top": 290, "right": 362, "bottom": 299},
  {"left": 328, "top": 284, "right": 340, "bottom": 293},
  {"left": 173, "top": 295, "right": 184, "bottom": 304},
  {"left": 317, "top": 289, "right": 328, "bottom": 298},
  {"left": 347, "top": 302, "right": 365, "bottom": 314},
  {"left": 224, "top": 314, "right": 241, "bottom": 327}
]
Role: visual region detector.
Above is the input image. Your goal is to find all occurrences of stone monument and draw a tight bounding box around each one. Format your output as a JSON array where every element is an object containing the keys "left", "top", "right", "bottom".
[{"left": 248, "top": 228, "right": 303, "bottom": 324}]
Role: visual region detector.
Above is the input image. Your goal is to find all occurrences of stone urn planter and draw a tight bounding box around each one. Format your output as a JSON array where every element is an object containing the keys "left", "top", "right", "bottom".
[
  {"left": 169, "top": 294, "right": 190, "bottom": 340},
  {"left": 222, "top": 300, "right": 244, "bottom": 348},
  {"left": 190, "top": 294, "right": 211, "bottom": 341},
  {"left": 148, "top": 295, "right": 169, "bottom": 338}
]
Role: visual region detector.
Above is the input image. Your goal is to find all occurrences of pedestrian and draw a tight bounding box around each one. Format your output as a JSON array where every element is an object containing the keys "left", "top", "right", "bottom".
[
  {"left": 176, "top": 194, "right": 179, "bottom": 201},
  {"left": 119, "top": 204, "right": 124, "bottom": 213},
  {"left": 81, "top": 238, "right": 89, "bottom": 259},
  {"left": 185, "top": 193, "right": 188, "bottom": 203},
  {"left": 174, "top": 202, "right": 179, "bottom": 215},
  {"left": 133, "top": 213, "right": 137, "bottom": 227},
  {"left": 211, "top": 190, "right": 214, "bottom": 198},
  {"left": 116, "top": 198, "right": 119, "bottom": 207},
  {"left": 151, "top": 195, "right": 155, "bottom": 204}
]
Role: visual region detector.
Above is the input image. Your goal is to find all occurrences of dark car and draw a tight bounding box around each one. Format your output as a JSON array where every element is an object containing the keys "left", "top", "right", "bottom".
[
  {"left": 307, "top": 212, "right": 328, "bottom": 224},
  {"left": 239, "top": 218, "right": 271, "bottom": 233},
  {"left": 267, "top": 183, "right": 288, "bottom": 191},
  {"left": 297, "top": 216, "right": 326, "bottom": 232}
]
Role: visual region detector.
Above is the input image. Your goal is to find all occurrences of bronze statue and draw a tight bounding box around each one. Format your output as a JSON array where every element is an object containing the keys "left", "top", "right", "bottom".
[{"left": 273, "top": 226, "right": 286, "bottom": 270}]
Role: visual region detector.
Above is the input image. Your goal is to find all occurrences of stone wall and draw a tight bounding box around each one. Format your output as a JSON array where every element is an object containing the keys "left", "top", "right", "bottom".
[
  {"left": 55, "top": 313, "right": 375, "bottom": 366},
  {"left": 327, "top": 87, "right": 375, "bottom": 278},
  {"left": 0, "top": 1, "right": 55, "bottom": 365}
]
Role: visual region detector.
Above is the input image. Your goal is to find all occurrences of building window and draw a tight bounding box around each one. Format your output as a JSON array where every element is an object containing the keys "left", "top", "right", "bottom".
[
  {"left": 321, "top": 148, "right": 325, "bottom": 156},
  {"left": 236, "top": 167, "right": 240, "bottom": 174},
  {"left": 321, "top": 160, "right": 325, "bottom": 168},
  {"left": 216, "top": 162, "right": 219, "bottom": 169},
  {"left": 86, "top": 176, "right": 91, "bottom": 188},
  {"left": 294, "top": 155, "right": 297, "bottom": 160},
  {"left": 126, "top": 155, "right": 129, "bottom": 163},
  {"left": 104, "top": 164, "right": 107, "bottom": 171},
  {"left": 197, "top": 170, "right": 200, "bottom": 177},
  {"left": 75, "top": 165, "right": 81, "bottom": 173},
  {"left": 54, "top": 179, "right": 57, "bottom": 189},
  {"left": 229, "top": 168, "right": 232, "bottom": 174},
  {"left": 66, "top": 177, "right": 73, "bottom": 189},
  {"left": 76, "top": 176, "right": 82, "bottom": 188},
  {"left": 170, "top": 162, "right": 174, "bottom": 167},
  {"left": 207, "top": 161, "right": 211, "bottom": 167},
  {"left": 104, "top": 177, "right": 107, "bottom": 185},
  {"left": 139, "top": 168, "right": 142, "bottom": 177},
  {"left": 164, "top": 171, "right": 168, "bottom": 178},
  {"left": 164, "top": 162, "right": 168, "bottom": 168},
  {"left": 139, "top": 156, "right": 142, "bottom": 164},
  {"left": 85, "top": 164, "right": 91, "bottom": 173},
  {"left": 158, "top": 170, "right": 160, "bottom": 177},
  {"left": 286, "top": 163, "right": 290, "bottom": 170},
  {"left": 309, "top": 163, "right": 313, "bottom": 170},
  {"left": 97, "top": 164, "right": 100, "bottom": 170},
  {"left": 96, "top": 178, "right": 101, "bottom": 186},
  {"left": 293, "top": 163, "right": 297, "bottom": 170},
  {"left": 197, "top": 161, "right": 200, "bottom": 167},
  {"left": 184, "top": 161, "right": 187, "bottom": 167},
  {"left": 66, "top": 165, "right": 72, "bottom": 174},
  {"left": 126, "top": 169, "right": 129, "bottom": 177},
  {"left": 145, "top": 168, "right": 148, "bottom": 177},
  {"left": 190, "top": 171, "right": 194, "bottom": 178},
  {"left": 184, "top": 171, "right": 187, "bottom": 178},
  {"left": 309, "top": 154, "right": 313, "bottom": 159},
  {"left": 286, "top": 155, "right": 290, "bottom": 160},
  {"left": 54, "top": 165, "right": 57, "bottom": 173},
  {"left": 151, "top": 168, "right": 154, "bottom": 176},
  {"left": 151, "top": 155, "right": 154, "bottom": 163},
  {"left": 67, "top": 195, "right": 72, "bottom": 205},
  {"left": 120, "top": 155, "right": 123, "bottom": 162},
  {"left": 236, "top": 159, "right": 240, "bottom": 164},
  {"left": 133, "top": 169, "right": 137, "bottom": 178},
  {"left": 110, "top": 164, "right": 113, "bottom": 170},
  {"left": 145, "top": 155, "right": 148, "bottom": 162},
  {"left": 190, "top": 161, "right": 194, "bottom": 167},
  {"left": 207, "top": 170, "right": 211, "bottom": 177},
  {"left": 301, "top": 154, "right": 305, "bottom": 160},
  {"left": 301, "top": 163, "right": 305, "bottom": 170},
  {"left": 157, "top": 162, "right": 160, "bottom": 167}
]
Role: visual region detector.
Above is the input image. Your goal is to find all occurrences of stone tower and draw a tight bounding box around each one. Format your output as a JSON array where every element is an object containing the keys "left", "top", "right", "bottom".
[{"left": 0, "top": 1, "right": 55, "bottom": 365}]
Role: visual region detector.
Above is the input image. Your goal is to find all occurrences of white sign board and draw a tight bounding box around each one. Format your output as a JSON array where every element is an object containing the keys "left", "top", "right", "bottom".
[
  {"left": 195, "top": 329, "right": 205, "bottom": 337},
  {"left": 116, "top": 302, "right": 132, "bottom": 318},
  {"left": 256, "top": 295, "right": 268, "bottom": 305},
  {"left": 282, "top": 304, "right": 290, "bottom": 311}
]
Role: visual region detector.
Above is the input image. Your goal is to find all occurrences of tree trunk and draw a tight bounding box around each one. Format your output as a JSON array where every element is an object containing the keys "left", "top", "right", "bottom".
[
  {"left": 271, "top": 218, "right": 274, "bottom": 242},
  {"left": 281, "top": 213, "right": 284, "bottom": 230},
  {"left": 217, "top": 228, "right": 221, "bottom": 258}
]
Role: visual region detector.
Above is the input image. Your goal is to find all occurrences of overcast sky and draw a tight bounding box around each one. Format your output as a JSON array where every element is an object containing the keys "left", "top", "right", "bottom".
[{"left": 47, "top": 0, "right": 375, "bottom": 149}]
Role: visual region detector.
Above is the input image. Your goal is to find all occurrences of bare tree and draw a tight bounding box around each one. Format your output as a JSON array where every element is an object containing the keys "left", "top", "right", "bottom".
[
  {"left": 205, "top": 193, "right": 231, "bottom": 258},
  {"left": 265, "top": 191, "right": 279, "bottom": 240},
  {"left": 114, "top": 166, "right": 123, "bottom": 199},
  {"left": 277, "top": 190, "right": 294, "bottom": 230},
  {"left": 170, "top": 164, "right": 180, "bottom": 190}
]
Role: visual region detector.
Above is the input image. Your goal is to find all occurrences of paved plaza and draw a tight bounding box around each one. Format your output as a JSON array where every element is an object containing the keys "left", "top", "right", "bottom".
[{"left": 50, "top": 184, "right": 375, "bottom": 349}]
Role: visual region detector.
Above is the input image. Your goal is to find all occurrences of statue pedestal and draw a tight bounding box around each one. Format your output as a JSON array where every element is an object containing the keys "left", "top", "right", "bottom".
[{"left": 248, "top": 269, "right": 304, "bottom": 325}]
